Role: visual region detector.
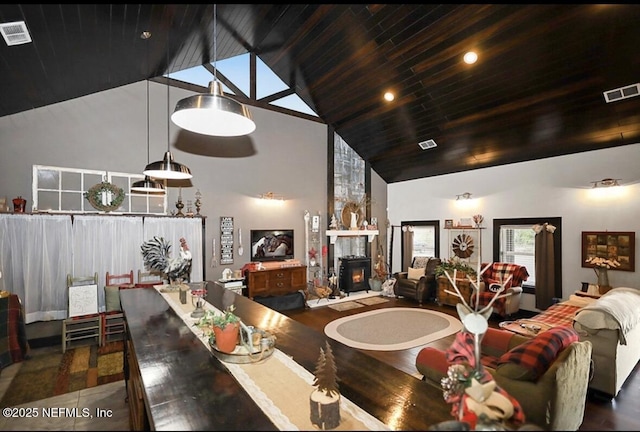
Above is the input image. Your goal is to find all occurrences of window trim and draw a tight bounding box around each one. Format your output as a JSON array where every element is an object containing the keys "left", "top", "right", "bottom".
[
  {"left": 492, "top": 217, "right": 562, "bottom": 297},
  {"left": 400, "top": 220, "right": 440, "bottom": 271}
]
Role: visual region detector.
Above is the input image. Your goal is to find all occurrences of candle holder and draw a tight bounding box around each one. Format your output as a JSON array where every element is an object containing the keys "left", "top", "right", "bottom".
[
  {"left": 175, "top": 197, "right": 185, "bottom": 217},
  {"left": 190, "top": 282, "right": 207, "bottom": 318},
  {"left": 195, "top": 189, "right": 202, "bottom": 216}
]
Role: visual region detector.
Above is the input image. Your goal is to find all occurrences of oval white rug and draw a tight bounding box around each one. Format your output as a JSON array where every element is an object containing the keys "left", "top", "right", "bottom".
[{"left": 324, "top": 308, "right": 463, "bottom": 351}]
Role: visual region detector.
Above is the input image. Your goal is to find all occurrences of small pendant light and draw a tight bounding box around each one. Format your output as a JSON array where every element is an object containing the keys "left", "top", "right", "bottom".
[
  {"left": 144, "top": 32, "right": 192, "bottom": 180},
  {"left": 132, "top": 32, "right": 166, "bottom": 193},
  {"left": 132, "top": 81, "right": 166, "bottom": 192},
  {"left": 171, "top": 4, "right": 255, "bottom": 137}
]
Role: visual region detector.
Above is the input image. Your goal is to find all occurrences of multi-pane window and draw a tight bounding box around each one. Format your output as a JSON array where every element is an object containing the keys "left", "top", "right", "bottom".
[
  {"left": 410, "top": 225, "right": 437, "bottom": 257},
  {"left": 32, "top": 165, "right": 166, "bottom": 214},
  {"left": 400, "top": 221, "right": 440, "bottom": 270},
  {"left": 499, "top": 225, "right": 536, "bottom": 285}
]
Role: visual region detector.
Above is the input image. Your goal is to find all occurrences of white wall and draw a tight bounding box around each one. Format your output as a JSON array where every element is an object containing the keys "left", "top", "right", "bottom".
[{"left": 388, "top": 144, "right": 640, "bottom": 310}]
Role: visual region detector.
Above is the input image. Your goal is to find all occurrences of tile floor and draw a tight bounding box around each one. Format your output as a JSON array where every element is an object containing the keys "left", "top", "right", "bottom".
[{"left": 0, "top": 345, "right": 130, "bottom": 431}]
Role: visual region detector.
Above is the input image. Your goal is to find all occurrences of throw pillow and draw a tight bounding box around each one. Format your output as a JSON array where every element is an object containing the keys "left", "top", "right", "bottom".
[
  {"left": 496, "top": 326, "right": 579, "bottom": 381},
  {"left": 485, "top": 277, "right": 512, "bottom": 293},
  {"left": 407, "top": 267, "right": 424, "bottom": 280},
  {"left": 104, "top": 285, "right": 122, "bottom": 312},
  {"left": 412, "top": 256, "right": 430, "bottom": 269}
]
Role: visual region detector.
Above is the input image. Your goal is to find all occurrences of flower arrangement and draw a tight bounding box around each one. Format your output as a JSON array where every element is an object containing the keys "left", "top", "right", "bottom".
[
  {"left": 585, "top": 256, "right": 620, "bottom": 269},
  {"left": 585, "top": 256, "right": 619, "bottom": 291},
  {"left": 472, "top": 214, "right": 484, "bottom": 227}
]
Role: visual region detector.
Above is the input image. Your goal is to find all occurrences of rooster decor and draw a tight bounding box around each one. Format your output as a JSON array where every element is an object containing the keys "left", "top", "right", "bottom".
[{"left": 141, "top": 236, "right": 193, "bottom": 284}]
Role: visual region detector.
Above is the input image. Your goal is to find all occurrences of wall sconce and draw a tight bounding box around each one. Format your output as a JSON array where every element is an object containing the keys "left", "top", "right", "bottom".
[
  {"left": 456, "top": 192, "right": 473, "bottom": 200},
  {"left": 591, "top": 178, "right": 620, "bottom": 188},
  {"left": 259, "top": 192, "right": 284, "bottom": 204}
]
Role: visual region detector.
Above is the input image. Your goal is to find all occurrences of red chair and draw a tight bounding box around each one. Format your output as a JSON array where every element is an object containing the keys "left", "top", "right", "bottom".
[{"left": 471, "top": 262, "right": 529, "bottom": 317}]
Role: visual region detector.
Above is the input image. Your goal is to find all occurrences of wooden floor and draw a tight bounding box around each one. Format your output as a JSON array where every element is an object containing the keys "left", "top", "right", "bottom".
[{"left": 282, "top": 295, "right": 640, "bottom": 431}]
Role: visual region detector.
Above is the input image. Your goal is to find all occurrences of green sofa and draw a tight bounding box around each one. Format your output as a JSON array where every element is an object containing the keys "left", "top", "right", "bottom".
[{"left": 416, "top": 327, "right": 592, "bottom": 430}]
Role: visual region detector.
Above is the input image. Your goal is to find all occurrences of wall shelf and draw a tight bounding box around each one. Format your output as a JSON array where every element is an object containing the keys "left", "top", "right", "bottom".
[{"left": 326, "top": 230, "right": 378, "bottom": 244}]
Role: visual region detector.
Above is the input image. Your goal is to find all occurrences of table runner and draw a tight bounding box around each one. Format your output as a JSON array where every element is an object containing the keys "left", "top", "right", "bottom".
[{"left": 157, "top": 287, "right": 389, "bottom": 431}]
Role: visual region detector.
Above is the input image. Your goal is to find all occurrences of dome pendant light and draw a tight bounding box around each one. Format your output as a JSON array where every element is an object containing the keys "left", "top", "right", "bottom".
[
  {"left": 144, "top": 35, "right": 192, "bottom": 180},
  {"left": 144, "top": 150, "right": 192, "bottom": 180},
  {"left": 132, "top": 175, "right": 166, "bottom": 193},
  {"left": 171, "top": 4, "right": 255, "bottom": 137},
  {"left": 132, "top": 32, "right": 165, "bottom": 194}
]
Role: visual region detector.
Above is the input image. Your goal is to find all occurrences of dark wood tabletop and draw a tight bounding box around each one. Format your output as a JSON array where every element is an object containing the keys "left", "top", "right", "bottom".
[{"left": 120, "top": 282, "right": 453, "bottom": 431}]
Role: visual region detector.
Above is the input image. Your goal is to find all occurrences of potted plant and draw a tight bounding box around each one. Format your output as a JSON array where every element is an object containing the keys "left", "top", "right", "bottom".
[{"left": 197, "top": 305, "right": 241, "bottom": 354}]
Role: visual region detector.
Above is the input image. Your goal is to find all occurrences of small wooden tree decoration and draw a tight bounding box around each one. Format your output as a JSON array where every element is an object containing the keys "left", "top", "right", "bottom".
[{"left": 310, "top": 341, "right": 341, "bottom": 429}]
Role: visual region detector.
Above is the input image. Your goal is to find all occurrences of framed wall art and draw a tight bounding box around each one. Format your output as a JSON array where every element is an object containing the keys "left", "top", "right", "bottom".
[
  {"left": 220, "top": 216, "right": 234, "bottom": 265},
  {"left": 581, "top": 231, "right": 635, "bottom": 272}
]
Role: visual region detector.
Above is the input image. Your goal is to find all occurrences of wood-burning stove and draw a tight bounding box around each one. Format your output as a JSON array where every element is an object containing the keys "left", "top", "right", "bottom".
[{"left": 339, "top": 256, "right": 371, "bottom": 295}]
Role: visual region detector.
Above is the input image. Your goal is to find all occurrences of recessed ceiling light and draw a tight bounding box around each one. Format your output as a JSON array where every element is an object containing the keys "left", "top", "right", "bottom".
[
  {"left": 384, "top": 92, "right": 395, "bottom": 102},
  {"left": 591, "top": 178, "right": 621, "bottom": 188},
  {"left": 463, "top": 51, "right": 478, "bottom": 64}
]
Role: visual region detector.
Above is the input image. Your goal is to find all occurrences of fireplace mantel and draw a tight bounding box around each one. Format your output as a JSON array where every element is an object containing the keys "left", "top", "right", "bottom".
[{"left": 326, "top": 229, "right": 378, "bottom": 244}]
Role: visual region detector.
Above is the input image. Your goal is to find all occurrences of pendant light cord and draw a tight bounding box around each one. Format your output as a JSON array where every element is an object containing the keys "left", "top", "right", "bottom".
[
  {"left": 143, "top": 30, "right": 152, "bottom": 165},
  {"left": 146, "top": 79, "right": 150, "bottom": 164},
  {"left": 213, "top": 4, "right": 217, "bottom": 80},
  {"left": 167, "top": 32, "right": 171, "bottom": 153}
]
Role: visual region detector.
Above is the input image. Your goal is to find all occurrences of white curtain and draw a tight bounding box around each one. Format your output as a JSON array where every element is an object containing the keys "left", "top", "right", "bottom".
[
  {"left": 72, "top": 215, "right": 144, "bottom": 311},
  {"left": 0, "top": 214, "right": 72, "bottom": 322},
  {"left": 0, "top": 214, "right": 203, "bottom": 323}
]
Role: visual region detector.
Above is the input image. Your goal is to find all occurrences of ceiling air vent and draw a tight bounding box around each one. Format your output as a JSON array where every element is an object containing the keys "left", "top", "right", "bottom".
[
  {"left": 603, "top": 83, "right": 640, "bottom": 103},
  {"left": 0, "top": 21, "right": 32, "bottom": 46},
  {"left": 418, "top": 139, "right": 437, "bottom": 150}
]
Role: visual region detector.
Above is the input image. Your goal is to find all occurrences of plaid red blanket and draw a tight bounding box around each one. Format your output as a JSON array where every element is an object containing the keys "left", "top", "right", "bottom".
[
  {"left": 525, "top": 303, "right": 581, "bottom": 328},
  {"left": 0, "top": 294, "right": 30, "bottom": 370}
]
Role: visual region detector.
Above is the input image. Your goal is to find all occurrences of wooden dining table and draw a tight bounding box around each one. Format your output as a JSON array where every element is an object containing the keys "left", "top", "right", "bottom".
[{"left": 120, "top": 282, "right": 454, "bottom": 430}]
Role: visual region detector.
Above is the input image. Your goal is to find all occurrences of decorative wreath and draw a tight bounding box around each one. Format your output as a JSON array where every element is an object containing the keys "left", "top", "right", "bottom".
[
  {"left": 452, "top": 233, "right": 474, "bottom": 258},
  {"left": 84, "top": 181, "right": 125, "bottom": 212}
]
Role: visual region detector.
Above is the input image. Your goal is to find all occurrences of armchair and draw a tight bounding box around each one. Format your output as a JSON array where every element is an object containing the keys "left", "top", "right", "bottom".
[
  {"left": 393, "top": 256, "right": 441, "bottom": 304},
  {"left": 472, "top": 262, "right": 529, "bottom": 317},
  {"left": 416, "top": 326, "right": 593, "bottom": 431}
]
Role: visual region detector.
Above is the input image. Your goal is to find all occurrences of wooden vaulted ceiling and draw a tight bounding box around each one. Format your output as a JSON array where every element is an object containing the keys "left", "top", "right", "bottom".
[{"left": 1, "top": 4, "right": 639, "bottom": 183}]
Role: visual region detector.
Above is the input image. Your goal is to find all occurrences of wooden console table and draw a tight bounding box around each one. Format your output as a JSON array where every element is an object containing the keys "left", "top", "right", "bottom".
[
  {"left": 245, "top": 265, "right": 306, "bottom": 299},
  {"left": 437, "top": 276, "right": 472, "bottom": 307},
  {"left": 120, "top": 283, "right": 452, "bottom": 430}
]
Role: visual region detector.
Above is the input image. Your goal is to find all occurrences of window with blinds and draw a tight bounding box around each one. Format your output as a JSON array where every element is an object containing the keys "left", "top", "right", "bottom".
[{"left": 499, "top": 225, "right": 536, "bottom": 285}]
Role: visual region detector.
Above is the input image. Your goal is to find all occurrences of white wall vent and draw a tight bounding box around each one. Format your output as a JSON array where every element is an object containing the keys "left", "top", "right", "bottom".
[
  {"left": 418, "top": 139, "right": 437, "bottom": 150},
  {"left": 0, "top": 21, "right": 32, "bottom": 46},
  {"left": 603, "top": 83, "right": 640, "bottom": 103}
]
